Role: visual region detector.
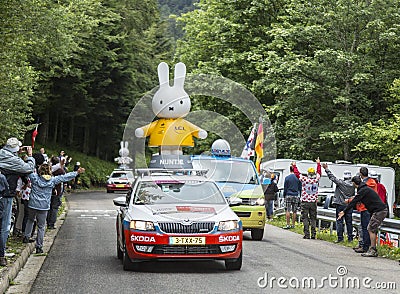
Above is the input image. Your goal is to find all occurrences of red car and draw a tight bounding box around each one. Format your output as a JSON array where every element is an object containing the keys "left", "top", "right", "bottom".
[
  {"left": 106, "top": 169, "right": 134, "bottom": 193},
  {"left": 113, "top": 169, "right": 243, "bottom": 271}
]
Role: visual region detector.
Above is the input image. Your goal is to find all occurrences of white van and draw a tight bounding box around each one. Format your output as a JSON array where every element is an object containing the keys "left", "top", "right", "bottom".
[{"left": 261, "top": 159, "right": 396, "bottom": 218}]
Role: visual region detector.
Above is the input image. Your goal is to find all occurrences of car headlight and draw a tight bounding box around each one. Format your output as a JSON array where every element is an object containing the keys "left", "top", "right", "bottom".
[
  {"left": 130, "top": 220, "right": 155, "bottom": 231},
  {"left": 107, "top": 180, "right": 112, "bottom": 185},
  {"left": 218, "top": 220, "right": 239, "bottom": 231},
  {"left": 249, "top": 197, "right": 265, "bottom": 206},
  {"left": 228, "top": 196, "right": 242, "bottom": 205}
]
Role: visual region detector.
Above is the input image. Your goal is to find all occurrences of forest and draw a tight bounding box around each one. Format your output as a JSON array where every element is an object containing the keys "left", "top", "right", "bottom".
[{"left": 1, "top": 0, "right": 400, "bottom": 187}]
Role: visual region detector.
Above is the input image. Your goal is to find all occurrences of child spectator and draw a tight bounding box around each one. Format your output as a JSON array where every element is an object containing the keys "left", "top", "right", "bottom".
[{"left": 23, "top": 163, "right": 85, "bottom": 253}]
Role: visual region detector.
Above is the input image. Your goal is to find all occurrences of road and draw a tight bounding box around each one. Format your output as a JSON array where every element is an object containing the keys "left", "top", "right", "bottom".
[{"left": 21, "top": 191, "right": 400, "bottom": 293}]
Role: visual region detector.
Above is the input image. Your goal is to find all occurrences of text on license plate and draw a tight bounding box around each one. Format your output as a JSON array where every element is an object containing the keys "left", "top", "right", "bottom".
[
  {"left": 116, "top": 184, "right": 125, "bottom": 188},
  {"left": 169, "top": 237, "right": 206, "bottom": 245}
]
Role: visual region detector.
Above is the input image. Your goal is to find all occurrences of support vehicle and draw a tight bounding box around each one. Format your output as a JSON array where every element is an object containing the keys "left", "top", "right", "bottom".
[
  {"left": 191, "top": 140, "right": 266, "bottom": 241},
  {"left": 114, "top": 169, "right": 243, "bottom": 271}
]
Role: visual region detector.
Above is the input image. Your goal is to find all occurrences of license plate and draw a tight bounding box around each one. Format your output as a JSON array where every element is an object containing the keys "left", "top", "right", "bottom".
[
  {"left": 116, "top": 184, "right": 125, "bottom": 188},
  {"left": 169, "top": 237, "right": 205, "bottom": 245}
]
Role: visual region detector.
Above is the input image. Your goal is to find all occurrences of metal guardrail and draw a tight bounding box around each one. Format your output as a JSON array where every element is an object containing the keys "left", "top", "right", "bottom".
[{"left": 274, "top": 207, "right": 400, "bottom": 246}]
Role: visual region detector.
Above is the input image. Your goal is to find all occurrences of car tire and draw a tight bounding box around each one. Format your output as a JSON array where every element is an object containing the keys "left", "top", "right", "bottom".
[
  {"left": 123, "top": 246, "right": 140, "bottom": 271},
  {"left": 251, "top": 228, "right": 264, "bottom": 241},
  {"left": 117, "top": 239, "right": 123, "bottom": 260},
  {"left": 225, "top": 251, "right": 242, "bottom": 270}
]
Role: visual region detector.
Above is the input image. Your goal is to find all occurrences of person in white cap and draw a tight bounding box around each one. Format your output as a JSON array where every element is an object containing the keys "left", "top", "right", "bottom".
[
  {"left": 322, "top": 163, "right": 355, "bottom": 243},
  {"left": 0, "top": 138, "right": 36, "bottom": 266}
]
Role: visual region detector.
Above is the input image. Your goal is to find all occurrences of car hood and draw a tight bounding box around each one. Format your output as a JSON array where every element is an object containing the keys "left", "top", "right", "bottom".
[
  {"left": 127, "top": 204, "right": 238, "bottom": 222},
  {"left": 215, "top": 182, "right": 264, "bottom": 199}
]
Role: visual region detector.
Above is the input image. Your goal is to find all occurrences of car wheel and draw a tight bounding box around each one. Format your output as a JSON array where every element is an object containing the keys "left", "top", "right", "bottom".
[
  {"left": 251, "top": 228, "right": 264, "bottom": 241},
  {"left": 123, "top": 246, "right": 140, "bottom": 271},
  {"left": 225, "top": 251, "right": 242, "bottom": 270},
  {"left": 117, "top": 238, "right": 123, "bottom": 260}
]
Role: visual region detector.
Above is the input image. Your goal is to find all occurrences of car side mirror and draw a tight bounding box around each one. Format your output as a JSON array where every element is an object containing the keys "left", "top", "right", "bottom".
[{"left": 113, "top": 196, "right": 127, "bottom": 207}]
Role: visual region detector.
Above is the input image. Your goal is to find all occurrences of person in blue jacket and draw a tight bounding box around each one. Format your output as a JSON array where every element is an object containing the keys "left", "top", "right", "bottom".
[{"left": 23, "top": 163, "right": 85, "bottom": 253}]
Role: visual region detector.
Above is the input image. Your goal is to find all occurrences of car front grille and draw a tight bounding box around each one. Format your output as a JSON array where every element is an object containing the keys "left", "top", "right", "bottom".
[
  {"left": 158, "top": 222, "right": 215, "bottom": 234},
  {"left": 234, "top": 211, "right": 251, "bottom": 218},
  {"left": 240, "top": 198, "right": 254, "bottom": 205},
  {"left": 152, "top": 245, "right": 220, "bottom": 255}
]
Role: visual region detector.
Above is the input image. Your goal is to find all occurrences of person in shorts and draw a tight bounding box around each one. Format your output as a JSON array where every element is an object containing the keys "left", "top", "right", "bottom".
[
  {"left": 338, "top": 175, "right": 388, "bottom": 257},
  {"left": 282, "top": 165, "right": 302, "bottom": 229}
]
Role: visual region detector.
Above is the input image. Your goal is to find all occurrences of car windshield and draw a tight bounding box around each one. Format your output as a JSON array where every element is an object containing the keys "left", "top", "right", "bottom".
[
  {"left": 192, "top": 158, "right": 259, "bottom": 184},
  {"left": 111, "top": 171, "right": 133, "bottom": 178},
  {"left": 133, "top": 180, "right": 226, "bottom": 205}
]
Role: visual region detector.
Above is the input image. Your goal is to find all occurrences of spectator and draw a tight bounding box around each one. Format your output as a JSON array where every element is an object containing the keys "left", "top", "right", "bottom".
[
  {"left": 23, "top": 163, "right": 85, "bottom": 254},
  {"left": 351, "top": 167, "right": 378, "bottom": 253},
  {"left": 338, "top": 175, "right": 387, "bottom": 257},
  {"left": 282, "top": 165, "right": 302, "bottom": 229},
  {"left": 322, "top": 164, "right": 355, "bottom": 243},
  {"left": 293, "top": 158, "right": 321, "bottom": 239},
  {"left": 72, "top": 161, "right": 81, "bottom": 190},
  {"left": 46, "top": 156, "right": 66, "bottom": 230},
  {"left": 0, "top": 138, "right": 35, "bottom": 266},
  {"left": 39, "top": 148, "right": 48, "bottom": 163},
  {"left": 370, "top": 170, "right": 389, "bottom": 218},
  {"left": 58, "top": 150, "right": 65, "bottom": 162},
  {"left": 261, "top": 171, "right": 279, "bottom": 221}
]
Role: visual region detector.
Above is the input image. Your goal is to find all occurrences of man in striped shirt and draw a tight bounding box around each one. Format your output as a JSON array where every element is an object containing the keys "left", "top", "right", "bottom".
[{"left": 292, "top": 158, "right": 321, "bottom": 239}]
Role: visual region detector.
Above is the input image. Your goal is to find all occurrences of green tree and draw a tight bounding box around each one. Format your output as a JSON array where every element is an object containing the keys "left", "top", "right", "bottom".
[
  {"left": 262, "top": 0, "right": 400, "bottom": 161},
  {"left": 175, "top": 0, "right": 286, "bottom": 152},
  {"left": 176, "top": 0, "right": 400, "bottom": 163}
]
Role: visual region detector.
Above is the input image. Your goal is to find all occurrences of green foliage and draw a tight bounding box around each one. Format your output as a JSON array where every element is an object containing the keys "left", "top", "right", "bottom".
[
  {"left": 176, "top": 0, "right": 400, "bottom": 166},
  {"left": 38, "top": 144, "right": 116, "bottom": 187},
  {"left": 0, "top": 0, "right": 170, "bottom": 163}
]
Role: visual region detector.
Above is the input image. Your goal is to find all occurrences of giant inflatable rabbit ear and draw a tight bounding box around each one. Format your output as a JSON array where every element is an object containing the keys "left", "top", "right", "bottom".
[
  {"left": 174, "top": 62, "right": 186, "bottom": 89},
  {"left": 120, "top": 141, "right": 124, "bottom": 150},
  {"left": 124, "top": 141, "right": 129, "bottom": 149},
  {"left": 158, "top": 62, "right": 170, "bottom": 88}
]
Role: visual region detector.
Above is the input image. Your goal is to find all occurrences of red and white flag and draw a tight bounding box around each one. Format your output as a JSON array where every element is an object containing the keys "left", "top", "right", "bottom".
[{"left": 31, "top": 124, "right": 39, "bottom": 148}]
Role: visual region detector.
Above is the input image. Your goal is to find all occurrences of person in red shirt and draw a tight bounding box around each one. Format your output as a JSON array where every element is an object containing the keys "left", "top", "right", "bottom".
[{"left": 370, "top": 170, "right": 389, "bottom": 218}]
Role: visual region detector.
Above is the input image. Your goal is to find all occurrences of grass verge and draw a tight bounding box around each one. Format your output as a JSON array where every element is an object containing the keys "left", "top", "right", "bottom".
[{"left": 269, "top": 215, "right": 400, "bottom": 260}]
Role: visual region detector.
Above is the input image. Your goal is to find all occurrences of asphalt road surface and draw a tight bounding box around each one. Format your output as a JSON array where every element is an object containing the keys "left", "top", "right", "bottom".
[{"left": 26, "top": 191, "right": 400, "bottom": 294}]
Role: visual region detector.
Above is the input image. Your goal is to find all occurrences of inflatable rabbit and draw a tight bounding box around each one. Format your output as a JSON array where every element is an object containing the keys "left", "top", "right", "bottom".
[
  {"left": 115, "top": 141, "right": 133, "bottom": 168},
  {"left": 135, "top": 62, "right": 207, "bottom": 155}
]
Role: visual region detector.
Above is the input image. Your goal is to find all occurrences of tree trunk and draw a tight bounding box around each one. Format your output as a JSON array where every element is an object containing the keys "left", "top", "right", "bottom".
[
  {"left": 53, "top": 111, "right": 59, "bottom": 144},
  {"left": 57, "top": 112, "right": 64, "bottom": 144},
  {"left": 68, "top": 115, "right": 74, "bottom": 146},
  {"left": 83, "top": 123, "right": 90, "bottom": 154}
]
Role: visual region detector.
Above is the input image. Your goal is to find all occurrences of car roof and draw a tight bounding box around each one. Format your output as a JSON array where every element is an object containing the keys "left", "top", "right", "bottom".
[
  {"left": 191, "top": 155, "right": 253, "bottom": 163},
  {"left": 134, "top": 169, "right": 211, "bottom": 182},
  {"left": 138, "top": 175, "right": 213, "bottom": 182}
]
